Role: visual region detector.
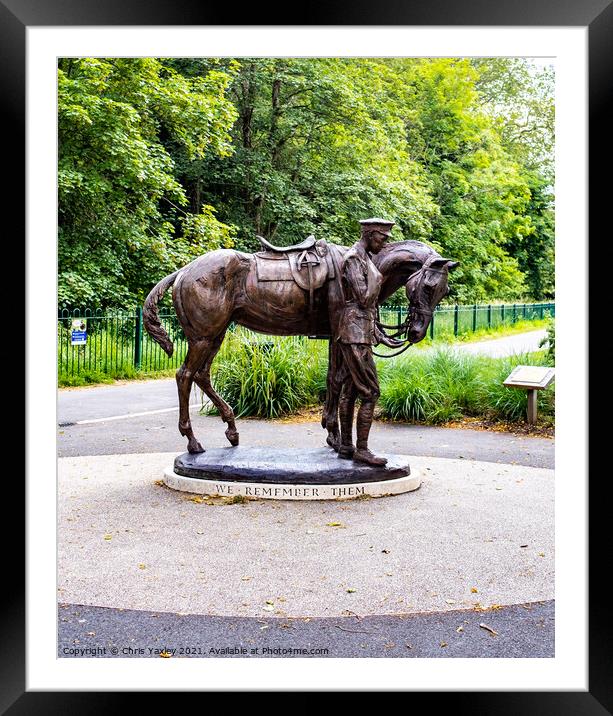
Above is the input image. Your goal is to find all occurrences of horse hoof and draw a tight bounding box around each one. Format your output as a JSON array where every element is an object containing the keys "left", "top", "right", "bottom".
[
  {"left": 225, "top": 428, "right": 239, "bottom": 447},
  {"left": 187, "top": 439, "right": 205, "bottom": 454},
  {"left": 326, "top": 434, "right": 340, "bottom": 452}
]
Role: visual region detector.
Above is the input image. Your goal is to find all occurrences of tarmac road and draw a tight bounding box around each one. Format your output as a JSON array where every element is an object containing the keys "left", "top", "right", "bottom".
[
  {"left": 59, "top": 600, "right": 554, "bottom": 659},
  {"left": 58, "top": 410, "right": 554, "bottom": 468}
]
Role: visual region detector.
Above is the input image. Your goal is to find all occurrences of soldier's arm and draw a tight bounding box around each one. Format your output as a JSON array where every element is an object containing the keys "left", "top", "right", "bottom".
[{"left": 343, "top": 256, "right": 369, "bottom": 305}]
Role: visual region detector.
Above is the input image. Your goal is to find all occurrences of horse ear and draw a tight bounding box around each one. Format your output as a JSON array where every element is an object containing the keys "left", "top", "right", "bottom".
[{"left": 430, "top": 257, "right": 458, "bottom": 270}]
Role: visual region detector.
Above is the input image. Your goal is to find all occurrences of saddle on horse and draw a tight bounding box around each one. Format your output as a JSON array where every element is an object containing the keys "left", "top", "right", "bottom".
[{"left": 255, "top": 235, "right": 336, "bottom": 332}]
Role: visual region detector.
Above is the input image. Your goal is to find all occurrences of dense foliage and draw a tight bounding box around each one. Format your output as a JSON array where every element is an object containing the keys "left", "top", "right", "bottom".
[{"left": 58, "top": 57, "right": 554, "bottom": 308}]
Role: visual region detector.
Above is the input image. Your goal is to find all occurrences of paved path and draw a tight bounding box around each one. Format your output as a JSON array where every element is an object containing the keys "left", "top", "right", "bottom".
[
  {"left": 59, "top": 412, "right": 554, "bottom": 468},
  {"left": 451, "top": 329, "right": 547, "bottom": 358},
  {"left": 59, "top": 600, "right": 554, "bottom": 659}
]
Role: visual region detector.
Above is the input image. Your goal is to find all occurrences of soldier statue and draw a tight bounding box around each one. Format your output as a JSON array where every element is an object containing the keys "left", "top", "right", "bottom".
[{"left": 331, "top": 218, "right": 403, "bottom": 466}]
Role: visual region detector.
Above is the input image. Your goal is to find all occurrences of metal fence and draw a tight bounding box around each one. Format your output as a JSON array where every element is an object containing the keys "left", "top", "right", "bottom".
[{"left": 58, "top": 302, "right": 555, "bottom": 380}]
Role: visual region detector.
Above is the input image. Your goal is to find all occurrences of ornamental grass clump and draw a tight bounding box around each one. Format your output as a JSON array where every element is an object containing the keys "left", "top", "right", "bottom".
[
  {"left": 378, "top": 348, "right": 554, "bottom": 425},
  {"left": 377, "top": 349, "right": 481, "bottom": 424},
  {"left": 209, "top": 333, "right": 327, "bottom": 418}
]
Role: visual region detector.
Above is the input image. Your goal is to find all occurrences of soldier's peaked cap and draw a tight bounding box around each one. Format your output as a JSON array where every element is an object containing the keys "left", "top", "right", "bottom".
[{"left": 359, "top": 218, "right": 395, "bottom": 236}]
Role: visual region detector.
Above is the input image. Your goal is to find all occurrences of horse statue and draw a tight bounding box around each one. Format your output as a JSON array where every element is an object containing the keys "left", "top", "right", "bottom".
[{"left": 143, "top": 235, "right": 458, "bottom": 454}]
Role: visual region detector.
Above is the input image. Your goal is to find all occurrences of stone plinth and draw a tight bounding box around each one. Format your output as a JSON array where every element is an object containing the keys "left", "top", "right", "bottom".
[{"left": 164, "top": 447, "right": 420, "bottom": 500}]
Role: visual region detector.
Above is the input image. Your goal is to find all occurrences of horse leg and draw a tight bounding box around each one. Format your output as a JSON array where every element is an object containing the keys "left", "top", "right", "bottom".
[
  {"left": 322, "top": 340, "right": 343, "bottom": 451},
  {"left": 176, "top": 340, "right": 210, "bottom": 454},
  {"left": 192, "top": 333, "right": 240, "bottom": 447}
]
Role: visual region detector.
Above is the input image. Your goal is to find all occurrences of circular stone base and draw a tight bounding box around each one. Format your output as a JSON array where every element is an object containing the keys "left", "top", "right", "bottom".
[
  {"left": 163, "top": 468, "right": 421, "bottom": 500},
  {"left": 164, "top": 447, "right": 420, "bottom": 500}
]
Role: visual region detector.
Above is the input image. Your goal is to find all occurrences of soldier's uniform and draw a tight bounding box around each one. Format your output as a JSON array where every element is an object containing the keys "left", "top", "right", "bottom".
[
  {"left": 335, "top": 240, "right": 384, "bottom": 400},
  {"left": 332, "top": 218, "right": 394, "bottom": 463}
]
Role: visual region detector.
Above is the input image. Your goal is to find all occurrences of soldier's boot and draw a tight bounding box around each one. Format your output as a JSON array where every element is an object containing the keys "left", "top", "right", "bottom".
[
  {"left": 353, "top": 400, "right": 387, "bottom": 466},
  {"left": 337, "top": 391, "right": 356, "bottom": 459}
]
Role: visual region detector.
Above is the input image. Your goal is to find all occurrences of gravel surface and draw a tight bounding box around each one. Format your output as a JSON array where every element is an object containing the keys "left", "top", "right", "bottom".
[{"left": 58, "top": 452, "right": 554, "bottom": 618}]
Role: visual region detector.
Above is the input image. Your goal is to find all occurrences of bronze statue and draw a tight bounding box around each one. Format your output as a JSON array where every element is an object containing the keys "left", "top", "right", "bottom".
[
  {"left": 328, "top": 219, "right": 402, "bottom": 465},
  {"left": 143, "top": 223, "right": 458, "bottom": 457}
]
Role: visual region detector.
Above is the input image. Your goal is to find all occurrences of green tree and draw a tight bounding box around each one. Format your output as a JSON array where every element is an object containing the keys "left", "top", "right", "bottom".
[
  {"left": 397, "top": 59, "right": 534, "bottom": 301},
  {"left": 58, "top": 57, "right": 238, "bottom": 308},
  {"left": 58, "top": 57, "right": 555, "bottom": 308},
  {"left": 179, "top": 58, "right": 437, "bottom": 251}
]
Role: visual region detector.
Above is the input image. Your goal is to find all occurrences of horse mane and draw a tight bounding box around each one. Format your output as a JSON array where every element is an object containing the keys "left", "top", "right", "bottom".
[{"left": 373, "top": 239, "right": 440, "bottom": 274}]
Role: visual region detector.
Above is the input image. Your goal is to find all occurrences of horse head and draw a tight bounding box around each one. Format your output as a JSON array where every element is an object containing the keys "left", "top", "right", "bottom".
[{"left": 405, "top": 256, "right": 459, "bottom": 343}]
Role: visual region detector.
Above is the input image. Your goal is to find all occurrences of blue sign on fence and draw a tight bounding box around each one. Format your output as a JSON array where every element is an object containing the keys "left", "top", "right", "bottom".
[{"left": 71, "top": 319, "right": 87, "bottom": 346}]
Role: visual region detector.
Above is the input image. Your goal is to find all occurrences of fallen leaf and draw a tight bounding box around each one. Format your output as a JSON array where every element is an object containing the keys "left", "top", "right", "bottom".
[
  {"left": 440, "top": 641, "right": 448, "bottom": 647},
  {"left": 103, "top": 534, "right": 112, "bottom": 541},
  {"left": 381, "top": 549, "right": 390, "bottom": 554},
  {"left": 153, "top": 480, "right": 164, "bottom": 486},
  {"left": 347, "top": 588, "right": 356, "bottom": 593},
  {"left": 471, "top": 587, "right": 479, "bottom": 593},
  {"left": 265, "top": 599, "right": 274, "bottom": 605},
  {"left": 190, "top": 496, "right": 205, "bottom": 504},
  {"left": 479, "top": 623, "right": 498, "bottom": 636},
  {"left": 456, "top": 626, "right": 464, "bottom": 633},
  {"left": 138, "top": 564, "right": 146, "bottom": 570},
  {"left": 159, "top": 650, "right": 172, "bottom": 658},
  {"left": 326, "top": 522, "right": 345, "bottom": 528}
]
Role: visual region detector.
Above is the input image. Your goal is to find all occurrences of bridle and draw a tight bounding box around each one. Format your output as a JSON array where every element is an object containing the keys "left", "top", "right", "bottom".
[{"left": 372, "top": 255, "right": 444, "bottom": 358}]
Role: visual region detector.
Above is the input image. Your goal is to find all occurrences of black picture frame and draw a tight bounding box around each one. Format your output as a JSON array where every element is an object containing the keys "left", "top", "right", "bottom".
[{"left": 6, "top": 0, "right": 606, "bottom": 709}]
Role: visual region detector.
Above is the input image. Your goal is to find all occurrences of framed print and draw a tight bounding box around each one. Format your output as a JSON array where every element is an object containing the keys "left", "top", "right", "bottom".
[{"left": 4, "top": 0, "right": 606, "bottom": 708}]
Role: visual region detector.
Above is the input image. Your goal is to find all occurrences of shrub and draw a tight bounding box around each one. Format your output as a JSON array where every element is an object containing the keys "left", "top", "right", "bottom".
[
  {"left": 378, "top": 348, "right": 486, "bottom": 424},
  {"left": 378, "top": 348, "right": 554, "bottom": 425},
  {"left": 209, "top": 333, "right": 327, "bottom": 418},
  {"left": 203, "top": 335, "right": 554, "bottom": 426}
]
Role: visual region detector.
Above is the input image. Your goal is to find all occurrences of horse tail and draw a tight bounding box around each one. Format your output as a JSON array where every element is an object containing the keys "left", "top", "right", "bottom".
[{"left": 143, "top": 270, "right": 181, "bottom": 357}]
